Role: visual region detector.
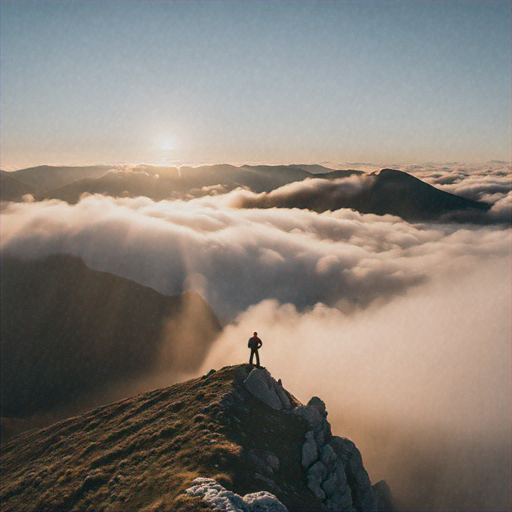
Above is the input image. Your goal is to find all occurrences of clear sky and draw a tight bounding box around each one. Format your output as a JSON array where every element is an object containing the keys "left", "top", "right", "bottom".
[{"left": 1, "top": 0, "right": 511, "bottom": 169}]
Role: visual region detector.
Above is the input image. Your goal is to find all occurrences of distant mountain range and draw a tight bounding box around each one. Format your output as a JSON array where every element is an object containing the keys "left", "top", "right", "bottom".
[
  {"left": 1, "top": 164, "right": 494, "bottom": 223},
  {"left": 0, "top": 163, "right": 358, "bottom": 202},
  {"left": 1, "top": 254, "right": 221, "bottom": 419},
  {"left": 2, "top": 165, "right": 111, "bottom": 195}
]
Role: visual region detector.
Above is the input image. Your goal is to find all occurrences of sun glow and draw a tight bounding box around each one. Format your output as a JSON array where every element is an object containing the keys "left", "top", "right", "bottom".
[{"left": 160, "top": 139, "right": 174, "bottom": 151}]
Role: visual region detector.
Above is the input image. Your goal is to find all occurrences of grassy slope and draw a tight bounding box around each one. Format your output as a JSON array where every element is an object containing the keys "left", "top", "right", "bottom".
[{"left": 1, "top": 365, "right": 325, "bottom": 512}]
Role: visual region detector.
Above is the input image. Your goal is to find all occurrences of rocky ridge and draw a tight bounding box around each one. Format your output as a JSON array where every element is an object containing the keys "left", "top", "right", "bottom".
[{"left": 1, "top": 364, "right": 392, "bottom": 511}]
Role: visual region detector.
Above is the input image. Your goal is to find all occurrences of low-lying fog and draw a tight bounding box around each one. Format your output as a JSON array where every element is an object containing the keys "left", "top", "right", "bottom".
[{"left": 1, "top": 163, "right": 510, "bottom": 511}]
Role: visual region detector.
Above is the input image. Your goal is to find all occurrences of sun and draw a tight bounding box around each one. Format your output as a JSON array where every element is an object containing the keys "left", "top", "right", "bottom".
[{"left": 160, "top": 139, "right": 174, "bottom": 151}]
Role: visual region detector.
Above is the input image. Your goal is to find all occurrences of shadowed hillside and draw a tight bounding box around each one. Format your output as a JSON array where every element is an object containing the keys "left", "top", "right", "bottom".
[
  {"left": 1, "top": 254, "right": 221, "bottom": 419},
  {"left": 0, "top": 365, "right": 392, "bottom": 512},
  {"left": 360, "top": 169, "right": 491, "bottom": 220},
  {"left": 1, "top": 164, "right": 361, "bottom": 203},
  {"left": 7, "top": 165, "right": 111, "bottom": 194},
  {"left": 238, "top": 169, "right": 491, "bottom": 222},
  {"left": 0, "top": 171, "right": 35, "bottom": 202}
]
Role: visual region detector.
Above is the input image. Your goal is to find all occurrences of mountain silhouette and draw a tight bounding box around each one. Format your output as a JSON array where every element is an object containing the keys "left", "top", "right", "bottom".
[
  {"left": 18, "top": 164, "right": 361, "bottom": 203},
  {"left": 0, "top": 171, "right": 36, "bottom": 201},
  {"left": 0, "top": 365, "right": 393, "bottom": 512},
  {"left": 359, "top": 169, "right": 491, "bottom": 221},
  {"left": 4, "top": 165, "right": 492, "bottom": 223},
  {"left": 311, "top": 169, "right": 365, "bottom": 180},
  {"left": 1, "top": 254, "right": 221, "bottom": 419},
  {"left": 39, "top": 164, "right": 315, "bottom": 202},
  {"left": 238, "top": 169, "right": 491, "bottom": 223},
  {"left": 6, "top": 165, "right": 111, "bottom": 194}
]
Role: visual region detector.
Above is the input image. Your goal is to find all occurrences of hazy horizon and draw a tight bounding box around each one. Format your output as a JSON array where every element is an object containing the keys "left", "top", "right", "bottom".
[{"left": 2, "top": 158, "right": 511, "bottom": 174}]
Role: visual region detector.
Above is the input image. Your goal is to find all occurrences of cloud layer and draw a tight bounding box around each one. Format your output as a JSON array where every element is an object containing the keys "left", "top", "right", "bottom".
[{"left": 2, "top": 186, "right": 510, "bottom": 323}]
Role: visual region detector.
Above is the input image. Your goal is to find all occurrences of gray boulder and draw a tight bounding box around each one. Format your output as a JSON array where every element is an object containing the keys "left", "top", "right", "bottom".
[
  {"left": 306, "top": 461, "right": 327, "bottom": 501},
  {"left": 292, "top": 404, "right": 324, "bottom": 431},
  {"left": 372, "top": 480, "right": 394, "bottom": 511},
  {"left": 244, "top": 491, "right": 289, "bottom": 512},
  {"left": 326, "top": 489, "right": 355, "bottom": 512},
  {"left": 321, "top": 472, "right": 339, "bottom": 498},
  {"left": 243, "top": 369, "right": 283, "bottom": 410},
  {"left": 185, "top": 477, "right": 288, "bottom": 512},
  {"left": 243, "top": 369, "right": 292, "bottom": 411},
  {"left": 307, "top": 396, "right": 327, "bottom": 417},
  {"left": 275, "top": 382, "right": 291, "bottom": 409},
  {"left": 331, "top": 437, "right": 378, "bottom": 512},
  {"left": 301, "top": 431, "right": 318, "bottom": 469},
  {"left": 320, "top": 444, "right": 337, "bottom": 467}
]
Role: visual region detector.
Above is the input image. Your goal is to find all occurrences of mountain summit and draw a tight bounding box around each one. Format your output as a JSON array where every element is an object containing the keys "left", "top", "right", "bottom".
[
  {"left": 1, "top": 364, "right": 392, "bottom": 511},
  {"left": 364, "top": 169, "right": 491, "bottom": 221}
]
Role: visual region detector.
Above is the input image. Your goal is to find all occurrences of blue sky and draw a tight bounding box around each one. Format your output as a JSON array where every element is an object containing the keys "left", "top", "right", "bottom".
[{"left": 1, "top": 0, "right": 511, "bottom": 168}]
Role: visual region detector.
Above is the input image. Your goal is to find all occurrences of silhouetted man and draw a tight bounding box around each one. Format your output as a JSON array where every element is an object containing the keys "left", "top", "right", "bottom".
[{"left": 248, "top": 332, "right": 263, "bottom": 367}]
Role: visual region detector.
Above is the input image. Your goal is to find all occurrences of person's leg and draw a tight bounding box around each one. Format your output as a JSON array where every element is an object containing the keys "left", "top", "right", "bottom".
[
  {"left": 250, "top": 349, "right": 254, "bottom": 365},
  {"left": 255, "top": 349, "right": 260, "bottom": 367}
]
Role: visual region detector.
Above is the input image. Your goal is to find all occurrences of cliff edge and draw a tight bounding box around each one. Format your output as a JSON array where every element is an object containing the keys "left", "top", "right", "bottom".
[{"left": 1, "top": 364, "right": 393, "bottom": 511}]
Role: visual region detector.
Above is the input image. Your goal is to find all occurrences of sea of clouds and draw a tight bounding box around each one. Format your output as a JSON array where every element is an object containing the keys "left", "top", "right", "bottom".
[{"left": 1, "top": 162, "right": 510, "bottom": 510}]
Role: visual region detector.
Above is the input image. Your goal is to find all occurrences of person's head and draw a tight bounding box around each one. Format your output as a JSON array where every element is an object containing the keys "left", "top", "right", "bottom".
[{"left": 253, "top": 332, "right": 257, "bottom": 336}]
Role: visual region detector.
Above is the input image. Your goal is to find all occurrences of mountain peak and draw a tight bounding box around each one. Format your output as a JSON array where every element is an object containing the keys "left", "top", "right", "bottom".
[
  {"left": 1, "top": 364, "right": 392, "bottom": 511},
  {"left": 364, "top": 168, "right": 491, "bottom": 220},
  {"left": 374, "top": 168, "right": 418, "bottom": 181}
]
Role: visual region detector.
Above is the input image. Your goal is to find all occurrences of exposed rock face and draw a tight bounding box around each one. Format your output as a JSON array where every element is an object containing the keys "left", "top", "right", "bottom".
[
  {"left": 243, "top": 368, "right": 292, "bottom": 411},
  {"left": 186, "top": 477, "right": 289, "bottom": 512},
  {"left": 372, "top": 480, "right": 394, "bottom": 512},
  {"left": 242, "top": 368, "right": 380, "bottom": 511},
  {"left": 294, "top": 399, "right": 376, "bottom": 512}
]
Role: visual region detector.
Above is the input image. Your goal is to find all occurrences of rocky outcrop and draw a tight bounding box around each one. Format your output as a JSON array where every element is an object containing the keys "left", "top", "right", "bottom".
[
  {"left": 242, "top": 368, "right": 381, "bottom": 512},
  {"left": 1, "top": 364, "right": 392, "bottom": 512},
  {"left": 293, "top": 398, "right": 376, "bottom": 512},
  {"left": 243, "top": 368, "right": 292, "bottom": 411},
  {"left": 185, "top": 477, "right": 288, "bottom": 512},
  {"left": 372, "top": 480, "right": 394, "bottom": 512}
]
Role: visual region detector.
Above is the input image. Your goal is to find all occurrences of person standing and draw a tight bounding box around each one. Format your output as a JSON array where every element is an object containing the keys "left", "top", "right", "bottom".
[{"left": 248, "top": 332, "right": 263, "bottom": 367}]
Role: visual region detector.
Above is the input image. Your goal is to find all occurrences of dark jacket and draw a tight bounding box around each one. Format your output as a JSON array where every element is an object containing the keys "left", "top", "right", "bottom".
[{"left": 248, "top": 336, "right": 262, "bottom": 349}]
